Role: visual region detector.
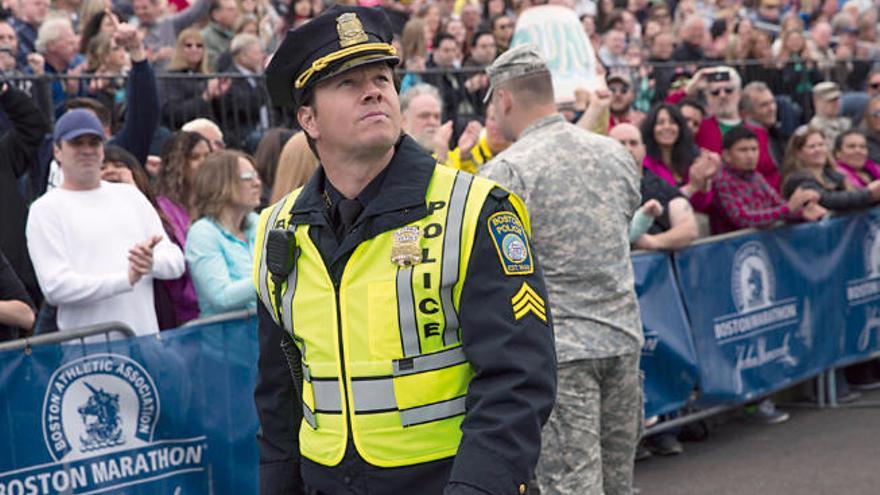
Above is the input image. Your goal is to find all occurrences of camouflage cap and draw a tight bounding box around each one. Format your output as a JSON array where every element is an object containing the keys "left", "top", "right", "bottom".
[{"left": 484, "top": 44, "right": 549, "bottom": 103}]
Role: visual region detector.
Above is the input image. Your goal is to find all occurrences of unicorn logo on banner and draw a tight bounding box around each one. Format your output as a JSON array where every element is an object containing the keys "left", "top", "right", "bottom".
[
  {"left": 732, "top": 241, "right": 775, "bottom": 312},
  {"left": 78, "top": 382, "right": 124, "bottom": 452}
]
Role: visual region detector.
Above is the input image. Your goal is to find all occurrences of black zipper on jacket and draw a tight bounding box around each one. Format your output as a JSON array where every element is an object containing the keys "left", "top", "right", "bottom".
[{"left": 332, "top": 275, "right": 355, "bottom": 437}]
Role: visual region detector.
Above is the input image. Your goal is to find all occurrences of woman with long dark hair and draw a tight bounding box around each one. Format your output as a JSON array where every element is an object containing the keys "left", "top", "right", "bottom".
[
  {"left": 153, "top": 131, "right": 212, "bottom": 325},
  {"left": 641, "top": 103, "right": 719, "bottom": 212}
]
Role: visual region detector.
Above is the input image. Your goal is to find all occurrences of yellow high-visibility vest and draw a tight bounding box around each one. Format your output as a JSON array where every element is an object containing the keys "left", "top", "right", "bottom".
[{"left": 253, "top": 165, "right": 528, "bottom": 467}]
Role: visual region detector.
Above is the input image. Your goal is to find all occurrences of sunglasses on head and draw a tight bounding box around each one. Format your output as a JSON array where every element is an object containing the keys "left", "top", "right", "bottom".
[{"left": 709, "top": 87, "right": 736, "bottom": 96}]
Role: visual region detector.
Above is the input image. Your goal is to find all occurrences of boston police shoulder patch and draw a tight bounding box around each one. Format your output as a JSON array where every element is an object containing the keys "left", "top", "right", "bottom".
[{"left": 487, "top": 211, "right": 534, "bottom": 276}]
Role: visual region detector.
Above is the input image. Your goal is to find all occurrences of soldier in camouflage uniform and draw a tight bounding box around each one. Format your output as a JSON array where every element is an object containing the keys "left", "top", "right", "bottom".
[{"left": 478, "top": 45, "right": 644, "bottom": 495}]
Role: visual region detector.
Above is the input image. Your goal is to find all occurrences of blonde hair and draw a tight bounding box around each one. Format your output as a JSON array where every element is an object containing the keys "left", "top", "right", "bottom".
[
  {"left": 193, "top": 150, "right": 256, "bottom": 222},
  {"left": 85, "top": 32, "right": 113, "bottom": 72},
  {"left": 401, "top": 17, "right": 428, "bottom": 65},
  {"left": 168, "top": 28, "right": 209, "bottom": 73},
  {"left": 270, "top": 132, "right": 318, "bottom": 204}
]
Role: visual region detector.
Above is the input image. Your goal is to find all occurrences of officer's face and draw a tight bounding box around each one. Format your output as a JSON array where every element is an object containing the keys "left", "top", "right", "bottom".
[{"left": 299, "top": 63, "right": 401, "bottom": 159}]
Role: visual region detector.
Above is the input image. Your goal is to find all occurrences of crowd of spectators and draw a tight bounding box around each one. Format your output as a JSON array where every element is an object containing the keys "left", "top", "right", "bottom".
[{"left": 3, "top": 0, "right": 880, "bottom": 466}]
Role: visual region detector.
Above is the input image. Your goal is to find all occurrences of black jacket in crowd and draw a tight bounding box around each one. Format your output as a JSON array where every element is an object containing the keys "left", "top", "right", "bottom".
[
  {"left": 254, "top": 135, "right": 557, "bottom": 495},
  {"left": 0, "top": 85, "right": 50, "bottom": 306},
  {"left": 782, "top": 167, "right": 877, "bottom": 212},
  {"left": 160, "top": 68, "right": 216, "bottom": 131}
]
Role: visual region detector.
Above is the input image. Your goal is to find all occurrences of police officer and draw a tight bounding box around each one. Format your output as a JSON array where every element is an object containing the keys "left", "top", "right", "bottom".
[{"left": 252, "top": 6, "right": 556, "bottom": 495}]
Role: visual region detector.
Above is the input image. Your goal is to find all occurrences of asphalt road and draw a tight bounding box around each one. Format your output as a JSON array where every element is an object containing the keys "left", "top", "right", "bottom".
[{"left": 634, "top": 389, "right": 880, "bottom": 495}]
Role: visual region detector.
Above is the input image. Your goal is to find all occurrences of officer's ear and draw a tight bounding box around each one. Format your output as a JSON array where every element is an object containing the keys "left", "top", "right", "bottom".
[{"left": 297, "top": 104, "right": 320, "bottom": 141}]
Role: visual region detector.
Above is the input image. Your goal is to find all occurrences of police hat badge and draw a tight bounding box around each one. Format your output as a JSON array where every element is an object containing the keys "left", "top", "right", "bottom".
[{"left": 391, "top": 226, "right": 422, "bottom": 266}]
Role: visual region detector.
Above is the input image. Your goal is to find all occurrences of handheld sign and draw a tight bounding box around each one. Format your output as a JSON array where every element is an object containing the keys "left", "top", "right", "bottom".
[{"left": 511, "top": 5, "right": 599, "bottom": 103}]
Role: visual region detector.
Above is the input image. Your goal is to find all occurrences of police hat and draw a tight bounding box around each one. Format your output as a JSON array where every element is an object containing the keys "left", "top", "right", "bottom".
[{"left": 265, "top": 5, "right": 400, "bottom": 108}]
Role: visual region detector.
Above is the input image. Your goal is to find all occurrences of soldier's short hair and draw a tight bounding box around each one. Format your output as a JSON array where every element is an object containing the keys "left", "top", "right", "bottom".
[{"left": 504, "top": 70, "right": 555, "bottom": 106}]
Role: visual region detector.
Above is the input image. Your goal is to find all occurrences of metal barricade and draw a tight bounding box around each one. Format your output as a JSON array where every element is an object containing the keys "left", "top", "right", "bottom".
[
  {"left": 182, "top": 308, "right": 256, "bottom": 328},
  {"left": 0, "top": 321, "right": 136, "bottom": 353}
]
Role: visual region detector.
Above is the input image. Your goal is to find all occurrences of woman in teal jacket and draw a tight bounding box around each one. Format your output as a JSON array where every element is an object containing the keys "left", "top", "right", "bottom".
[{"left": 186, "top": 150, "right": 262, "bottom": 317}]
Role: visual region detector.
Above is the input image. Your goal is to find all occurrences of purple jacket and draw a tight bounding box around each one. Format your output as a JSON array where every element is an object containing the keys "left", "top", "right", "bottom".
[{"left": 157, "top": 196, "right": 199, "bottom": 326}]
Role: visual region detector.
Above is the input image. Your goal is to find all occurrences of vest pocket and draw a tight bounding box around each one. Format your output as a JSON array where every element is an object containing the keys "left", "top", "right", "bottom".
[{"left": 367, "top": 281, "right": 401, "bottom": 357}]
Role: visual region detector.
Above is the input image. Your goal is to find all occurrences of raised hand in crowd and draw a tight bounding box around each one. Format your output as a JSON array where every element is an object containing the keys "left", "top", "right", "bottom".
[
  {"left": 127, "top": 235, "right": 163, "bottom": 286},
  {"left": 689, "top": 150, "right": 721, "bottom": 191},
  {"left": 464, "top": 72, "right": 488, "bottom": 93},
  {"left": 787, "top": 187, "right": 822, "bottom": 214},
  {"left": 202, "top": 77, "right": 231, "bottom": 102},
  {"left": 111, "top": 15, "right": 146, "bottom": 63},
  {"left": 576, "top": 86, "right": 613, "bottom": 133},
  {"left": 432, "top": 119, "right": 454, "bottom": 161},
  {"left": 802, "top": 201, "right": 828, "bottom": 222},
  {"left": 26, "top": 53, "right": 45, "bottom": 76},
  {"left": 457, "top": 120, "right": 483, "bottom": 160},
  {"left": 64, "top": 63, "right": 85, "bottom": 96}
]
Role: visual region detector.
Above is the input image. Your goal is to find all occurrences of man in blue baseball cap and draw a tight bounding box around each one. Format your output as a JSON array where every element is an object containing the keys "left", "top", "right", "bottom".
[
  {"left": 254, "top": 5, "right": 557, "bottom": 495},
  {"left": 26, "top": 109, "right": 184, "bottom": 338}
]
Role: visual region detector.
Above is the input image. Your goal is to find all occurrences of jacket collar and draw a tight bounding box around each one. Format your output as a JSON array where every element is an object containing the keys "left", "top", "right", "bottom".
[
  {"left": 519, "top": 113, "right": 565, "bottom": 140},
  {"left": 290, "top": 134, "right": 435, "bottom": 226}
]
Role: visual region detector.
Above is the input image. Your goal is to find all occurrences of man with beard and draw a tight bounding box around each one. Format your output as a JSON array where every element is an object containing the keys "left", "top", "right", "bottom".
[
  {"left": 400, "top": 83, "right": 444, "bottom": 155},
  {"left": 685, "top": 65, "right": 743, "bottom": 153}
]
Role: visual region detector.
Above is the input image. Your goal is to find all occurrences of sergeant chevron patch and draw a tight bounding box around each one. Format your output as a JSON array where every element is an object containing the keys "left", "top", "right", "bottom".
[{"left": 511, "top": 282, "right": 547, "bottom": 323}]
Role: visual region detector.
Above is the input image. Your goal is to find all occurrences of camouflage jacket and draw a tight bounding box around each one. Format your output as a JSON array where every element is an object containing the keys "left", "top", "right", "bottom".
[{"left": 480, "top": 114, "right": 644, "bottom": 361}]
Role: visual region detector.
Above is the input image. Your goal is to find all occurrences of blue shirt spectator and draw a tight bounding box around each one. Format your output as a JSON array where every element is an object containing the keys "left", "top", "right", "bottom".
[
  {"left": 185, "top": 150, "right": 263, "bottom": 317},
  {"left": 185, "top": 213, "right": 258, "bottom": 317}
]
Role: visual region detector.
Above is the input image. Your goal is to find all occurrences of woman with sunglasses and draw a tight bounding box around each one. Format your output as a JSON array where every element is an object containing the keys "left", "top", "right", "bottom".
[
  {"left": 186, "top": 150, "right": 262, "bottom": 317},
  {"left": 161, "top": 28, "right": 230, "bottom": 130},
  {"left": 641, "top": 103, "right": 720, "bottom": 212},
  {"left": 782, "top": 126, "right": 880, "bottom": 211}
]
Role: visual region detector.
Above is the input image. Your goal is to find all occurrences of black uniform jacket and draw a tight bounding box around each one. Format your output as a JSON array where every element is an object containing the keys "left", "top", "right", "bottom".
[{"left": 254, "top": 135, "right": 557, "bottom": 495}]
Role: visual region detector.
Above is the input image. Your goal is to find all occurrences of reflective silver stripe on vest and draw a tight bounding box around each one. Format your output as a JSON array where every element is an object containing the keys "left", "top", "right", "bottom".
[
  {"left": 301, "top": 363, "right": 311, "bottom": 382},
  {"left": 351, "top": 378, "right": 398, "bottom": 412},
  {"left": 440, "top": 172, "right": 473, "bottom": 346},
  {"left": 400, "top": 395, "right": 467, "bottom": 427},
  {"left": 392, "top": 347, "right": 467, "bottom": 377},
  {"left": 280, "top": 249, "right": 299, "bottom": 332},
  {"left": 396, "top": 267, "right": 421, "bottom": 357},
  {"left": 312, "top": 379, "right": 343, "bottom": 413},
  {"left": 258, "top": 200, "right": 287, "bottom": 319},
  {"left": 302, "top": 403, "right": 317, "bottom": 429}
]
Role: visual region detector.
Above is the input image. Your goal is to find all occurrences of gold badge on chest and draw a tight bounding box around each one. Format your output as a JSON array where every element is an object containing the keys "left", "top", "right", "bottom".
[
  {"left": 391, "top": 226, "right": 423, "bottom": 266},
  {"left": 336, "top": 13, "right": 369, "bottom": 48}
]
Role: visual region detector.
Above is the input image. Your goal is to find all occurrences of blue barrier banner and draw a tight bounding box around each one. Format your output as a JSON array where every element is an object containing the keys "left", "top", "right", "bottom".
[
  {"left": 836, "top": 211, "right": 880, "bottom": 366},
  {"left": 673, "top": 221, "right": 840, "bottom": 404},
  {"left": 633, "top": 252, "right": 699, "bottom": 417},
  {"left": 0, "top": 317, "right": 259, "bottom": 495}
]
